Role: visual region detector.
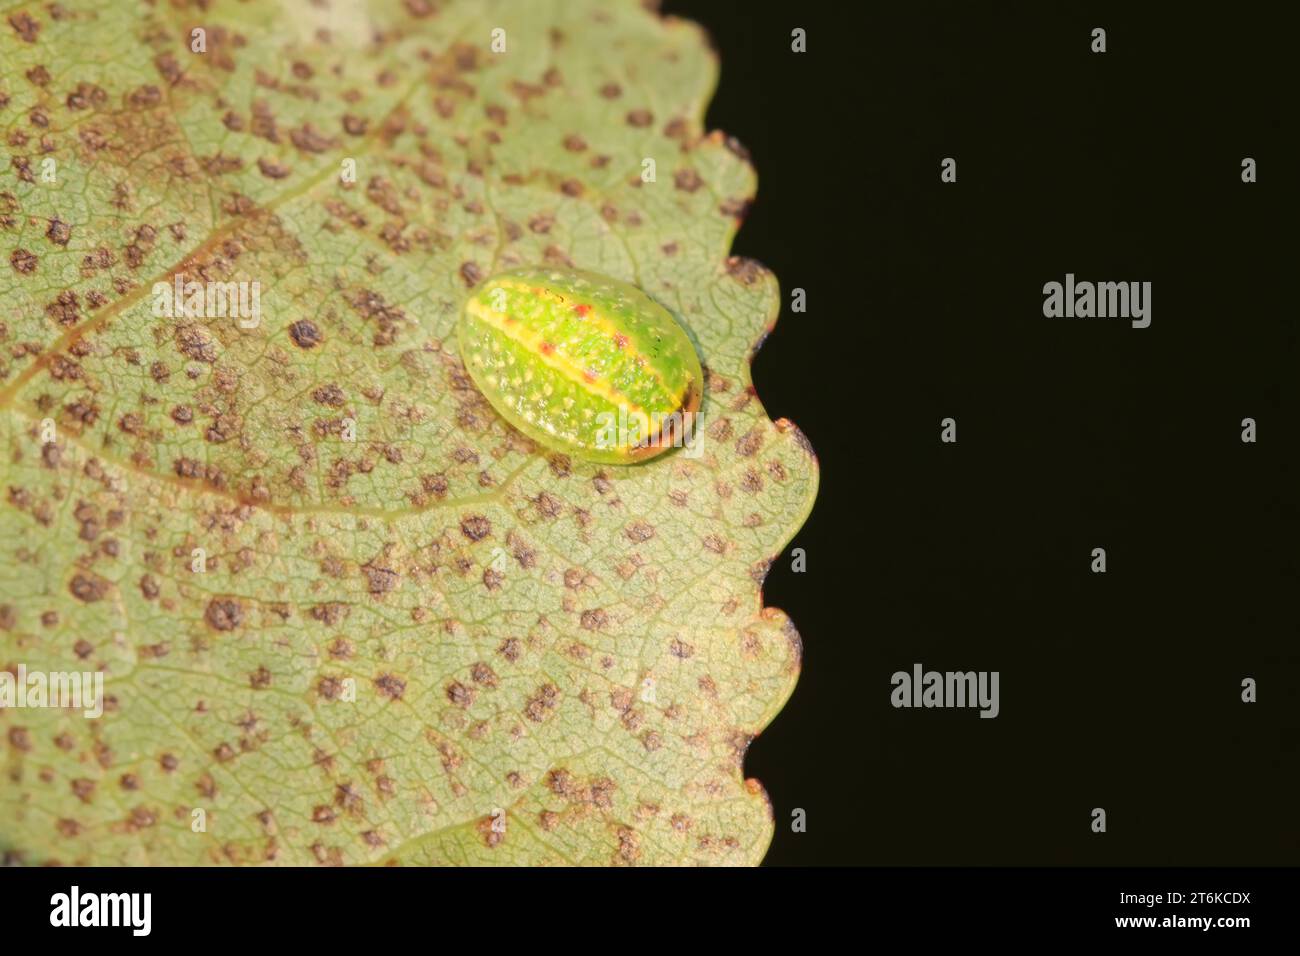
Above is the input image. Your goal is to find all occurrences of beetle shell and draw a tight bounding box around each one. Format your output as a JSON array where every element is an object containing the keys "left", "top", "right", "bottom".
[{"left": 456, "top": 267, "right": 703, "bottom": 464}]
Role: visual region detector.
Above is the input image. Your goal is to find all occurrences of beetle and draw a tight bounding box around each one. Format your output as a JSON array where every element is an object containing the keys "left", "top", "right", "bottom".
[{"left": 456, "top": 267, "right": 703, "bottom": 464}]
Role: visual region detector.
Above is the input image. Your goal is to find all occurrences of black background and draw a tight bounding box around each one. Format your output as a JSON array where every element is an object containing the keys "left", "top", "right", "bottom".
[
  {"left": 0, "top": 4, "right": 1292, "bottom": 936},
  {"left": 663, "top": 0, "right": 1297, "bottom": 865}
]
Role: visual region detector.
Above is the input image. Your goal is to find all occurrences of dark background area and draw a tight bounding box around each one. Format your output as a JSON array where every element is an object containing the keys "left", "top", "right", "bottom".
[{"left": 663, "top": 0, "right": 1297, "bottom": 865}]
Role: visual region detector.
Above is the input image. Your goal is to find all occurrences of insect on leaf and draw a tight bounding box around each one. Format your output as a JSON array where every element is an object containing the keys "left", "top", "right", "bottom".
[{"left": 0, "top": 0, "right": 818, "bottom": 865}]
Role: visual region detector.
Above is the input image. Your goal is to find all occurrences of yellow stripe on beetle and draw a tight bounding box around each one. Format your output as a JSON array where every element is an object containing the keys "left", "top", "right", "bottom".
[{"left": 457, "top": 267, "right": 703, "bottom": 464}]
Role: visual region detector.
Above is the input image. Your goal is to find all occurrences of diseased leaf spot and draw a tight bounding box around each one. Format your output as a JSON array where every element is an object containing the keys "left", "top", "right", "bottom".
[
  {"left": 65, "top": 82, "right": 107, "bottom": 111},
  {"left": 673, "top": 168, "right": 702, "bottom": 192},
  {"left": 362, "top": 561, "right": 400, "bottom": 595},
  {"left": 257, "top": 157, "right": 292, "bottom": 179},
  {"left": 312, "top": 383, "right": 346, "bottom": 406},
  {"left": 735, "top": 426, "right": 765, "bottom": 457},
  {"left": 374, "top": 673, "right": 406, "bottom": 700},
  {"left": 9, "top": 248, "right": 37, "bottom": 274},
  {"left": 460, "top": 261, "right": 483, "bottom": 287},
  {"left": 45, "top": 219, "right": 71, "bottom": 246},
  {"left": 460, "top": 514, "right": 491, "bottom": 541},
  {"left": 523, "top": 683, "right": 559, "bottom": 722},
  {"left": 46, "top": 291, "right": 81, "bottom": 326},
  {"left": 204, "top": 598, "right": 245, "bottom": 631},
  {"left": 176, "top": 324, "right": 219, "bottom": 363},
  {"left": 625, "top": 520, "right": 655, "bottom": 543},
  {"left": 8, "top": 11, "right": 40, "bottom": 43},
  {"left": 725, "top": 256, "right": 762, "bottom": 285},
  {"left": 68, "top": 573, "right": 108, "bottom": 603},
  {"left": 446, "top": 681, "right": 475, "bottom": 708},
  {"left": 288, "top": 319, "right": 322, "bottom": 348},
  {"left": 70, "top": 778, "right": 95, "bottom": 803}
]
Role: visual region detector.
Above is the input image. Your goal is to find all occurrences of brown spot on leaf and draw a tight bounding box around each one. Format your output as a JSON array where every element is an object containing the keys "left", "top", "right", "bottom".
[
  {"left": 523, "top": 683, "right": 559, "bottom": 722},
  {"left": 459, "top": 261, "right": 483, "bottom": 288},
  {"left": 46, "top": 290, "right": 80, "bottom": 326},
  {"left": 312, "top": 383, "right": 346, "bottom": 406},
  {"left": 9, "top": 248, "right": 36, "bottom": 274},
  {"left": 446, "top": 681, "right": 475, "bottom": 708},
  {"left": 725, "top": 256, "right": 762, "bottom": 285},
  {"left": 736, "top": 426, "right": 765, "bottom": 457},
  {"left": 361, "top": 561, "right": 400, "bottom": 596},
  {"left": 720, "top": 197, "right": 751, "bottom": 219},
  {"left": 8, "top": 11, "right": 40, "bottom": 43},
  {"left": 289, "top": 319, "right": 322, "bottom": 348},
  {"left": 65, "top": 82, "right": 107, "bottom": 111},
  {"left": 374, "top": 673, "right": 406, "bottom": 700},
  {"left": 460, "top": 514, "right": 491, "bottom": 541},
  {"left": 128, "top": 84, "right": 163, "bottom": 109},
  {"left": 176, "top": 324, "right": 219, "bottom": 362},
  {"left": 46, "top": 218, "right": 70, "bottom": 246},
  {"left": 625, "top": 520, "right": 655, "bottom": 544},
  {"left": 69, "top": 573, "right": 108, "bottom": 602},
  {"left": 674, "top": 168, "right": 703, "bottom": 192},
  {"left": 290, "top": 123, "right": 337, "bottom": 153},
  {"left": 345, "top": 287, "right": 409, "bottom": 347},
  {"left": 257, "top": 157, "right": 291, "bottom": 179},
  {"left": 205, "top": 598, "right": 244, "bottom": 631},
  {"left": 70, "top": 778, "right": 95, "bottom": 803}
]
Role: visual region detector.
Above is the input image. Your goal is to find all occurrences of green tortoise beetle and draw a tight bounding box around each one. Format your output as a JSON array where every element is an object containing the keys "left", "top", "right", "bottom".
[{"left": 456, "top": 267, "right": 704, "bottom": 464}]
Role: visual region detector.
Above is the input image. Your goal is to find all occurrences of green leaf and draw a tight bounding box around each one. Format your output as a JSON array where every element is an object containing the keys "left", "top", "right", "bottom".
[{"left": 0, "top": 0, "right": 817, "bottom": 865}]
